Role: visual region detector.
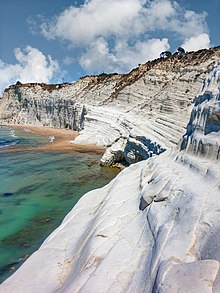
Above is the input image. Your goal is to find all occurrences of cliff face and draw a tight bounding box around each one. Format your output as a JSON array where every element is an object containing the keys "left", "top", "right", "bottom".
[
  {"left": 1, "top": 60, "right": 219, "bottom": 293},
  {"left": 1, "top": 47, "right": 220, "bottom": 165},
  {"left": 1, "top": 83, "right": 87, "bottom": 131},
  {"left": 181, "top": 64, "right": 220, "bottom": 160}
]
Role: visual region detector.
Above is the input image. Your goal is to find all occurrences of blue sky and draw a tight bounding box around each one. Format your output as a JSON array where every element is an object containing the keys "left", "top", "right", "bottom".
[{"left": 0, "top": 0, "right": 219, "bottom": 94}]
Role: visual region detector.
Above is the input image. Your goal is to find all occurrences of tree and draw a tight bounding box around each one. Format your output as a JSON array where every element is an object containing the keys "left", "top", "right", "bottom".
[
  {"left": 160, "top": 51, "right": 172, "bottom": 58},
  {"left": 177, "top": 47, "right": 185, "bottom": 54}
]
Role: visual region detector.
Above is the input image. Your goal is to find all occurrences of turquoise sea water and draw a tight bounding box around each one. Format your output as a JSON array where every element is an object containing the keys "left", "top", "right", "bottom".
[{"left": 0, "top": 126, "right": 119, "bottom": 283}]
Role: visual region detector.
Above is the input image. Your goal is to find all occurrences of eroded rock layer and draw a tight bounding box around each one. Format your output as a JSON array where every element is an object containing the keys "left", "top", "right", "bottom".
[{"left": 1, "top": 47, "right": 220, "bottom": 165}]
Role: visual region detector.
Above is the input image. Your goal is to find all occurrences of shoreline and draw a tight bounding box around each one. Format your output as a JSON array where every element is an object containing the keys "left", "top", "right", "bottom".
[{"left": 1, "top": 124, "right": 105, "bottom": 155}]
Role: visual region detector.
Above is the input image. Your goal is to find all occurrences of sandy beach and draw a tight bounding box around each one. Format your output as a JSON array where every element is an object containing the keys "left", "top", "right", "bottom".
[{"left": 8, "top": 124, "right": 105, "bottom": 154}]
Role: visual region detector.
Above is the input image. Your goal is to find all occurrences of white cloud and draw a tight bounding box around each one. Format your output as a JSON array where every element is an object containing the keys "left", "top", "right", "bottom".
[
  {"left": 0, "top": 46, "right": 59, "bottom": 95},
  {"left": 38, "top": 0, "right": 210, "bottom": 74},
  {"left": 181, "top": 33, "right": 210, "bottom": 52},
  {"left": 169, "top": 10, "right": 209, "bottom": 39},
  {"left": 79, "top": 38, "right": 117, "bottom": 73},
  {"left": 80, "top": 37, "right": 170, "bottom": 73},
  {"left": 41, "top": 0, "right": 143, "bottom": 45},
  {"left": 41, "top": 0, "right": 209, "bottom": 44}
]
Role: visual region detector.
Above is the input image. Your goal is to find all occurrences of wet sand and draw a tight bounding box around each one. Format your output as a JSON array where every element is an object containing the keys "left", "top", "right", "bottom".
[{"left": 8, "top": 124, "right": 105, "bottom": 154}]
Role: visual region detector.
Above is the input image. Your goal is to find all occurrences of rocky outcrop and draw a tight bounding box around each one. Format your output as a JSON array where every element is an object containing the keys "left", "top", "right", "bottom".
[
  {"left": 100, "top": 136, "right": 165, "bottom": 166},
  {"left": 0, "top": 46, "right": 220, "bottom": 166},
  {"left": 1, "top": 62, "right": 219, "bottom": 292},
  {"left": 181, "top": 64, "right": 220, "bottom": 159}
]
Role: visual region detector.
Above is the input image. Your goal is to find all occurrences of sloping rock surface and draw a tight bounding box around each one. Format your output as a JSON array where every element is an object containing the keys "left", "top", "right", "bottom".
[{"left": 0, "top": 58, "right": 220, "bottom": 292}]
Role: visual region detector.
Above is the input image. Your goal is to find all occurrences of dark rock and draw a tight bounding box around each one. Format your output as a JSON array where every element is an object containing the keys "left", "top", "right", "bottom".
[
  {"left": 3, "top": 192, "right": 13, "bottom": 197},
  {"left": 34, "top": 218, "right": 51, "bottom": 223},
  {"left": 0, "top": 261, "right": 19, "bottom": 275},
  {"left": 20, "top": 243, "right": 31, "bottom": 248}
]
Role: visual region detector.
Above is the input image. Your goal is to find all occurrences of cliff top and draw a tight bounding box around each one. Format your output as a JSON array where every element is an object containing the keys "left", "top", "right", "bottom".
[{"left": 4, "top": 45, "right": 220, "bottom": 94}]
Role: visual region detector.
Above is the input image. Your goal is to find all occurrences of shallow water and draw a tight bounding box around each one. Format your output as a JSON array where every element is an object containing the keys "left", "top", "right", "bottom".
[{"left": 0, "top": 126, "right": 119, "bottom": 283}]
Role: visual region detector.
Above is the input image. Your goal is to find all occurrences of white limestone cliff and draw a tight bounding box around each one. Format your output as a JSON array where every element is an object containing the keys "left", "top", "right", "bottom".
[
  {"left": 0, "top": 61, "right": 219, "bottom": 292},
  {"left": 1, "top": 47, "right": 220, "bottom": 166}
]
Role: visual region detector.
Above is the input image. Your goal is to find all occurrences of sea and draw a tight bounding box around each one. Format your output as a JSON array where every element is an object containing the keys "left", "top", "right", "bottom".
[{"left": 0, "top": 126, "right": 119, "bottom": 283}]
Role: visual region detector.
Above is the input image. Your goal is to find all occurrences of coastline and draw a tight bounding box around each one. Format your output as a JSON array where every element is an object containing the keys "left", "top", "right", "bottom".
[
  {"left": 0, "top": 124, "right": 116, "bottom": 283},
  {"left": 4, "top": 124, "right": 105, "bottom": 154}
]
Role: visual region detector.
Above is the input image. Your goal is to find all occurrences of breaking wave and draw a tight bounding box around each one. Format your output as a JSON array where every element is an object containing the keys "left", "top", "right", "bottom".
[
  {"left": 0, "top": 138, "right": 22, "bottom": 149},
  {"left": 0, "top": 127, "right": 24, "bottom": 149}
]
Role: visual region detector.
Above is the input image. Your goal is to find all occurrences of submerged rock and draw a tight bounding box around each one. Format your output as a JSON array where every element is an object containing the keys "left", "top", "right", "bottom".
[
  {"left": 0, "top": 262, "right": 19, "bottom": 276},
  {"left": 2, "top": 192, "right": 13, "bottom": 197},
  {"left": 33, "top": 218, "right": 51, "bottom": 224}
]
